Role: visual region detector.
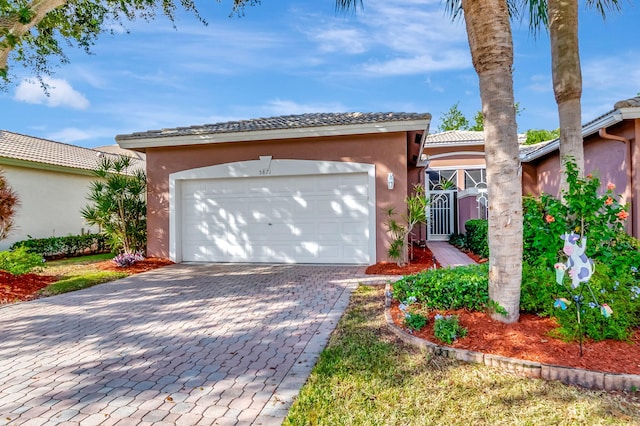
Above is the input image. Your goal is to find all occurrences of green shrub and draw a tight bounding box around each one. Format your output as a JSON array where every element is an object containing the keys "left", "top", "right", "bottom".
[
  {"left": 448, "top": 233, "right": 466, "bottom": 249},
  {"left": 465, "top": 219, "right": 488, "bottom": 258},
  {"left": 520, "top": 262, "right": 556, "bottom": 317},
  {"left": 10, "top": 233, "right": 109, "bottom": 259},
  {"left": 433, "top": 314, "right": 467, "bottom": 344},
  {"left": 0, "top": 246, "right": 44, "bottom": 275},
  {"left": 552, "top": 263, "right": 640, "bottom": 341},
  {"left": 404, "top": 312, "right": 428, "bottom": 331},
  {"left": 393, "top": 264, "right": 489, "bottom": 311}
]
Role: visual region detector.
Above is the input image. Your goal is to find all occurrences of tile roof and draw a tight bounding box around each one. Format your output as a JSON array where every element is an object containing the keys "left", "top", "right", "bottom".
[
  {"left": 424, "top": 130, "right": 528, "bottom": 146},
  {"left": 424, "top": 130, "right": 485, "bottom": 145},
  {"left": 116, "top": 112, "right": 431, "bottom": 141},
  {"left": 0, "top": 130, "right": 145, "bottom": 173}
]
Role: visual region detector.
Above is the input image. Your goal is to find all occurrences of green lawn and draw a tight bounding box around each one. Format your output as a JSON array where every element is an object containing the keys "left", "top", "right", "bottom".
[
  {"left": 284, "top": 285, "right": 640, "bottom": 425},
  {"left": 39, "top": 253, "right": 127, "bottom": 296}
]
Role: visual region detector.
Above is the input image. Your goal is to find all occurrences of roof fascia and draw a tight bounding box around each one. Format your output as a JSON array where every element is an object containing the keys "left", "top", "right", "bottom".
[
  {"left": 522, "top": 109, "right": 629, "bottom": 162},
  {"left": 117, "top": 119, "right": 431, "bottom": 150},
  {"left": 0, "top": 157, "right": 94, "bottom": 176},
  {"left": 423, "top": 141, "right": 484, "bottom": 148}
]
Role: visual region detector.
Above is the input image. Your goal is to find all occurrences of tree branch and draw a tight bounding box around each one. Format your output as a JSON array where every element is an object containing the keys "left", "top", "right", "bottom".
[{"left": 0, "top": 0, "right": 68, "bottom": 72}]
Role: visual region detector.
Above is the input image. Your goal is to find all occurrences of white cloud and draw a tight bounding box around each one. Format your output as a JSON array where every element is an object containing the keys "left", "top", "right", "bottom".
[
  {"left": 312, "top": 28, "right": 367, "bottom": 54},
  {"left": 47, "top": 127, "right": 115, "bottom": 144},
  {"left": 526, "top": 74, "right": 552, "bottom": 93},
  {"left": 300, "top": 0, "right": 470, "bottom": 77},
  {"left": 262, "top": 99, "right": 348, "bottom": 115},
  {"left": 582, "top": 52, "right": 640, "bottom": 96},
  {"left": 363, "top": 51, "right": 470, "bottom": 76},
  {"left": 14, "top": 77, "right": 90, "bottom": 109}
]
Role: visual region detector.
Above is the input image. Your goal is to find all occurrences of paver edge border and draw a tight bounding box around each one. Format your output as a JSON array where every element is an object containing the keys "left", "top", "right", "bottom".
[{"left": 383, "top": 283, "right": 640, "bottom": 392}]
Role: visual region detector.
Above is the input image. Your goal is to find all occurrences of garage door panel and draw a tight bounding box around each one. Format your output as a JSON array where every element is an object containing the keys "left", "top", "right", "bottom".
[{"left": 181, "top": 172, "right": 371, "bottom": 263}]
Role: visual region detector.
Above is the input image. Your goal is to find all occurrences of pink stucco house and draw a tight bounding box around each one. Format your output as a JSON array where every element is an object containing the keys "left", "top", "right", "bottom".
[
  {"left": 116, "top": 95, "right": 640, "bottom": 264},
  {"left": 116, "top": 113, "right": 431, "bottom": 264},
  {"left": 522, "top": 95, "right": 640, "bottom": 239}
]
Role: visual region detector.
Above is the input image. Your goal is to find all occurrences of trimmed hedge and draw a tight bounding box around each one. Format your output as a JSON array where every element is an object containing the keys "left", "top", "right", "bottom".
[
  {"left": 10, "top": 233, "right": 110, "bottom": 259},
  {"left": 465, "top": 219, "right": 489, "bottom": 258}
]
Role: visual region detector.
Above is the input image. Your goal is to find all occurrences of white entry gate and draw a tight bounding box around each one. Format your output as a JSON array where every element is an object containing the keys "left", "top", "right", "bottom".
[
  {"left": 428, "top": 190, "right": 456, "bottom": 240},
  {"left": 426, "top": 169, "right": 458, "bottom": 241}
]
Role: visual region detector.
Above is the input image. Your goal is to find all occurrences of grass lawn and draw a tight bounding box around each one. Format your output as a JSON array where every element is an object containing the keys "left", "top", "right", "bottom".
[
  {"left": 39, "top": 253, "right": 127, "bottom": 296},
  {"left": 284, "top": 285, "right": 640, "bottom": 425}
]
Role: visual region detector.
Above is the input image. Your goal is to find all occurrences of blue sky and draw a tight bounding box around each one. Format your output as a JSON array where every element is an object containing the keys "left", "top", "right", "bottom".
[{"left": 1, "top": 0, "right": 638, "bottom": 149}]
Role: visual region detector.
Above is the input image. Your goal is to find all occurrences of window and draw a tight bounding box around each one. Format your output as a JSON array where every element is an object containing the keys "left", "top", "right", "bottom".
[
  {"left": 428, "top": 169, "right": 457, "bottom": 191},
  {"left": 464, "top": 169, "right": 487, "bottom": 190}
]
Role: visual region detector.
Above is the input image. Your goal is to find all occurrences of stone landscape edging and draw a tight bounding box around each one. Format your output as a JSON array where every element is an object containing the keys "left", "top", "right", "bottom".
[{"left": 383, "top": 283, "right": 640, "bottom": 392}]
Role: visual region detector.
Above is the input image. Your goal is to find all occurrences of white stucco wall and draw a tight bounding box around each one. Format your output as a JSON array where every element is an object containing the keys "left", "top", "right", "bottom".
[{"left": 0, "top": 164, "right": 98, "bottom": 251}]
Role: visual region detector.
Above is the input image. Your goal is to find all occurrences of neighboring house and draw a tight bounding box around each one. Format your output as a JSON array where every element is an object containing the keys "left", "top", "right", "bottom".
[
  {"left": 418, "top": 95, "right": 640, "bottom": 243},
  {"left": 0, "top": 131, "right": 145, "bottom": 251},
  {"left": 116, "top": 113, "right": 431, "bottom": 264},
  {"left": 522, "top": 95, "right": 640, "bottom": 240},
  {"left": 417, "top": 130, "right": 526, "bottom": 240}
]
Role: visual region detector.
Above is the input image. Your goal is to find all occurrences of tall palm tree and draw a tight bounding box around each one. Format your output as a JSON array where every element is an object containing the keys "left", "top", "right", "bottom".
[
  {"left": 528, "top": 0, "right": 621, "bottom": 183},
  {"left": 336, "top": 0, "right": 523, "bottom": 323}
]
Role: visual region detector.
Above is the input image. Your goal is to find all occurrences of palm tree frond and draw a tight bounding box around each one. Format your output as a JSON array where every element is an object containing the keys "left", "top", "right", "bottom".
[
  {"left": 335, "top": 0, "right": 363, "bottom": 14},
  {"left": 585, "top": 0, "right": 623, "bottom": 19}
]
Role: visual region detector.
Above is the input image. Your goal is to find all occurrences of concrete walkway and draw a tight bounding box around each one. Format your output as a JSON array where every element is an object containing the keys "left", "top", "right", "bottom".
[
  {"left": 0, "top": 264, "right": 387, "bottom": 426},
  {"left": 428, "top": 241, "right": 478, "bottom": 267}
]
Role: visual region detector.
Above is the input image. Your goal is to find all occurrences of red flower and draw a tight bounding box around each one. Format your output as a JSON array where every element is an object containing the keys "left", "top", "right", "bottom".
[
  {"left": 607, "top": 182, "right": 616, "bottom": 191},
  {"left": 545, "top": 214, "right": 555, "bottom": 223},
  {"left": 605, "top": 197, "right": 614, "bottom": 206},
  {"left": 617, "top": 210, "right": 629, "bottom": 221}
]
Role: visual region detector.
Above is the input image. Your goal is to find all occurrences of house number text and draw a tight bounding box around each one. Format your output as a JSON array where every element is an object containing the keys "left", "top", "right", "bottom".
[{"left": 259, "top": 169, "right": 272, "bottom": 175}]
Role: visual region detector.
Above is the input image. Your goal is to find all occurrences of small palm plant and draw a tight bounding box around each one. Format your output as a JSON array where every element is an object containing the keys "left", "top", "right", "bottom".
[
  {"left": 81, "top": 156, "right": 147, "bottom": 254},
  {"left": 385, "top": 184, "right": 428, "bottom": 266}
]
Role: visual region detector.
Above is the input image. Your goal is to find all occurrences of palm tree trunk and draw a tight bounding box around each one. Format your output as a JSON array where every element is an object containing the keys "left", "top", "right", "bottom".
[
  {"left": 461, "top": 0, "right": 522, "bottom": 323},
  {"left": 549, "top": 0, "right": 584, "bottom": 183}
]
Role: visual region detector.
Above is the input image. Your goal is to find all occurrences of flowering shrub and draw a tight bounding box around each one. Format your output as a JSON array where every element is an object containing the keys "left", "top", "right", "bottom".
[
  {"left": 433, "top": 314, "right": 467, "bottom": 344},
  {"left": 523, "top": 160, "right": 639, "bottom": 275},
  {"left": 113, "top": 252, "right": 144, "bottom": 267}
]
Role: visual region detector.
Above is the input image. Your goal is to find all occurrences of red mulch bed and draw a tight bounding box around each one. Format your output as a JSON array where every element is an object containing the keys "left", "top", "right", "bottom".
[
  {"left": 0, "top": 257, "right": 173, "bottom": 305},
  {"left": 390, "top": 300, "right": 640, "bottom": 375},
  {"left": 365, "top": 245, "right": 440, "bottom": 275},
  {"left": 0, "top": 271, "right": 58, "bottom": 304},
  {"left": 95, "top": 257, "right": 174, "bottom": 273}
]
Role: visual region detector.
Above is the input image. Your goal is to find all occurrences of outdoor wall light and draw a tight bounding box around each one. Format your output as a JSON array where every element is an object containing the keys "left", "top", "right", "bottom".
[{"left": 387, "top": 172, "right": 395, "bottom": 190}]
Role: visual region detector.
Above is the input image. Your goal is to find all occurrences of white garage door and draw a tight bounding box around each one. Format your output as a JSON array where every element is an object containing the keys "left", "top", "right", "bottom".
[{"left": 180, "top": 173, "right": 370, "bottom": 264}]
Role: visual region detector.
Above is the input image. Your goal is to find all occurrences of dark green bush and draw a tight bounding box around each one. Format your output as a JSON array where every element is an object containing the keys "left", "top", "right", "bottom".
[
  {"left": 448, "top": 233, "right": 466, "bottom": 249},
  {"left": 393, "top": 264, "right": 489, "bottom": 311},
  {"left": 465, "top": 219, "right": 488, "bottom": 258},
  {"left": 520, "top": 262, "right": 556, "bottom": 317},
  {"left": 10, "top": 233, "right": 109, "bottom": 259}
]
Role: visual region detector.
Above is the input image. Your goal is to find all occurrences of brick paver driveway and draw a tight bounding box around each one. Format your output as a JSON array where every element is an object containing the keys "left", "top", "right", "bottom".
[{"left": 0, "top": 264, "right": 383, "bottom": 425}]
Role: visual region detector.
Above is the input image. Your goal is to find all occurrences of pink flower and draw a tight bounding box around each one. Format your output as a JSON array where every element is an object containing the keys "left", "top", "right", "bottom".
[
  {"left": 617, "top": 210, "right": 629, "bottom": 221},
  {"left": 605, "top": 197, "right": 614, "bottom": 206},
  {"left": 554, "top": 263, "right": 567, "bottom": 271},
  {"left": 545, "top": 214, "right": 555, "bottom": 223},
  {"left": 607, "top": 182, "right": 616, "bottom": 191}
]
